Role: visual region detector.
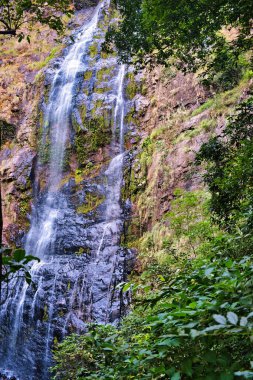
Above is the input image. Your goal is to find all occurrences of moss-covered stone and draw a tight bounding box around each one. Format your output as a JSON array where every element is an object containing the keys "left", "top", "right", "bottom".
[
  {"left": 38, "top": 134, "right": 51, "bottom": 165},
  {"left": 94, "top": 86, "right": 112, "bottom": 94},
  {"left": 77, "top": 192, "right": 105, "bottom": 214},
  {"left": 79, "top": 104, "right": 87, "bottom": 123},
  {"left": 84, "top": 70, "right": 93, "bottom": 81},
  {"left": 126, "top": 72, "right": 139, "bottom": 100},
  {"left": 74, "top": 115, "right": 112, "bottom": 166},
  {"left": 89, "top": 43, "right": 98, "bottom": 58},
  {"left": 75, "top": 247, "right": 91, "bottom": 256},
  {"left": 124, "top": 107, "right": 137, "bottom": 125},
  {"left": 96, "top": 66, "right": 114, "bottom": 82},
  {"left": 91, "top": 100, "right": 104, "bottom": 116}
]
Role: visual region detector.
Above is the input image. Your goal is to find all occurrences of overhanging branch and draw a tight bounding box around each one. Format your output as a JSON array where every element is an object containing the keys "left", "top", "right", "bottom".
[{"left": 0, "top": 29, "right": 16, "bottom": 35}]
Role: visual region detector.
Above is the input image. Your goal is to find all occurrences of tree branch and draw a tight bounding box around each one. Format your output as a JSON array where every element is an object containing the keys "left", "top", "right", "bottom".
[{"left": 0, "top": 29, "right": 16, "bottom": 35}]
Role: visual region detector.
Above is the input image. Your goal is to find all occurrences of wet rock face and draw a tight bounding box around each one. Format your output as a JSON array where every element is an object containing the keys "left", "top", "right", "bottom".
[
  {"left": 0, "top": 3, "right": 139, "bottom": 380},
  {"left": 74, "top": 0, "right": 99, "bottom": 10},
  {"left": 0, "top": 143, "right": 36, "bottom": 245}
]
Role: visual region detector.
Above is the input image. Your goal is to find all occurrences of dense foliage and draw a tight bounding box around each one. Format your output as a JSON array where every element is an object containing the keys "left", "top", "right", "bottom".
[
  {"left": 53, "top": 170, "right": 253, "bottom": 379},
  {"left": 196, "top": 96, "right": 253, "bottom": 232},
  {"left": 52, "top": 2, "right": 253, "bottom": 378},
  {"left": 0, "top": 0, "right": 73, "bottom": 40},
  {"left": 105, "top": 0, "right": 252, "bottom": 90}
]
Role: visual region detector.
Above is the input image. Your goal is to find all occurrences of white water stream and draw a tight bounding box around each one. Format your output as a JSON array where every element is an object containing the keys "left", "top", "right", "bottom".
[{"left": 0, "top": 2, "right": 133, "bottom": 379}]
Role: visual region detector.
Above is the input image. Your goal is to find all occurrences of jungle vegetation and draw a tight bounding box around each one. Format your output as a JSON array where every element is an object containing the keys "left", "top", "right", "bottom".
[{"left": 53, "top": 0, "right": 253, "bottom": 378}]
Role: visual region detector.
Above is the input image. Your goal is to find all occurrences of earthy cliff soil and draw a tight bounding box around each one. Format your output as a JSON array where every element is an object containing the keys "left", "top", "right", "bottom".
[
  {"left": 126, "top": 66, "right": 253, "bottom": 246},
  {"left": 0, "top": 8, "right": 95, "bottom": 245}
]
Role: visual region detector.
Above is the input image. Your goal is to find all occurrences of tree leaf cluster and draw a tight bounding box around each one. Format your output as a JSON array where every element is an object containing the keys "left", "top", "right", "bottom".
[
  {"left": 105, "top": 0, "right": 252, "bottom": 90},
  {"left": 196, "top": 96, "right": 253, "bottom": 233},
  {"left": 0, "top": 247, "right": 39, "bottom": 305},
  {"left": 0, "top": 0, "right": 73, "bottom": 40}
]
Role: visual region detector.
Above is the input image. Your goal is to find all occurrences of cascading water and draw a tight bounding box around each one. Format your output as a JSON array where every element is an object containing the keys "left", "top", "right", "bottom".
[{"left": 0, "top": 2, "right": 135, "bottom": 379}]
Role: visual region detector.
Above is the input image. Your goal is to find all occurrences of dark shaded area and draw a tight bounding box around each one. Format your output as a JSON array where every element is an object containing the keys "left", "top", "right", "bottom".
[
  {"left": 74, "top": 0, "right": 99, "bottom": 10},
  {"left": 0, "top": 120, "right": 16, "bottom": 145}
]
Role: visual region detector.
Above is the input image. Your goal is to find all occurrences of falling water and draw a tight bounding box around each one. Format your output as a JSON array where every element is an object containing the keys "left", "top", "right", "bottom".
[
  {"left": 25, "top": 1, "right": 105, "bottom": 259},
  {"left": 96, "top": 65, "right": 126, "bottom": 256},
  {"left": 0, "top": 2, "right": 134, "bottom": 379}
]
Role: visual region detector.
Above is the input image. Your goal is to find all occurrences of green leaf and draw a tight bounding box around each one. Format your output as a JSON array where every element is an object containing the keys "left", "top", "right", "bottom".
[
  {"left": 213, "top": 314, "right": 227, "bottom": 325},
  {"left": 157, "top": 338, "right": 181, "bottom": 347},
  {"left": 240, "top": 317, "right": 248, "bottom": 326},
  {"left": 122, "top": 282, "right": 131, "bottom": 292},
  {"left": 188, "top": 302, "right": 197, "bottom": 309},
  {"left": 171, "top": 372, "right": 181, "bottom": 380},
  {"left": 205, "top": 267, "right": 214, "bottom": 276},
  {"left": 227, "top": 311, "right": 238, "bottom": 325},
  {"left": 13, "top": 249, "right": 26, "bottom": 262}
]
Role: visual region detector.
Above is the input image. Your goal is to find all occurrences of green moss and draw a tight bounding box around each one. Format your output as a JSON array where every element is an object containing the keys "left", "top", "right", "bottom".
[
  {"left": 77, "top": 192, "right": 105, "bottom": 214},
  {"left": 100, "top": 50, "right": 117, "bottom": 59},
  {"left": 84, "top": 70, "right": 93, "bottom": 81},
  {"left": 28, "top": 46, "right": 62, "bottom": 71},
  {"left": 192, "top": 98, "right": 214, "bottom": 116},
  {"left": 19, "top": 199, "right": 30, "bottom": 219},
  {"left": 62, "top": 145, "right": 72, "bottom": 172},
  {"left": 75, "top": 247, "right": 91, "bottom": 256},
  {"left": 124, "top": 107, "right": 138, "bottom": 126},
  {"left": 74, "top": 116, "right": 112, "bottom": 166},
  {"left": 96, "top": 66, "right": 114, "bottom": 82},
  {"left": 39, "top": 135, "right": 51, "bottom": 164},
  {"left": 89, "top": 43, "right": 98, "bottom": 58},
  {"left": 43, "top": 305, "right": 48, "bottom": 322},
  {"left": 74, "top": 169, "right": 83, "bottom": 184},
  {"left": 198, "top": 118, "right": 216, "bottom": 132},
  {"left": 91, "top": 100, "right": 104, "bottom": 116},
  {"left": 126, "top": 72, "right": 139, "bottom": 100},
  {"left": 79, "top": 104, "right": 87, "bottom": 123},
  {"left": 95, "top": 86, "right": 112, "bottom": 94}
]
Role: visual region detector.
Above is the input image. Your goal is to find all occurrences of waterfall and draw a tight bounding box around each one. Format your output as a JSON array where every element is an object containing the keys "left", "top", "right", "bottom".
[
  {"left": 0, "top": 2, "right": 134, "bottom": 379},
  {"left": 25, "top": 0, "right": 105, "bottom": 259}
]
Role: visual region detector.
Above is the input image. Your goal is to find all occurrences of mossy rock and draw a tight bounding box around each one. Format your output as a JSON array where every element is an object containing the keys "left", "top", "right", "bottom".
[
  {"left": 89, "top": 43, "right": 98, "bottom": 58},
  {"left": 94, "top": 86, "right": 112, "bottom": 94},
  {"left": 96, "top": 66, "right": 114, "bottom": 82},
  {"left": 38, "top": 134, "right": 51, "bottom": 165},
  {"left": 124, "top": 107, "right": 137, "bottom": 125},
  {"left": 126, "top": 72, "right": 139, "bottom": 100},
  {"left": 77, "top": 192, "right": 105, "bottom": 214},
  {"left": 84, "top": 70, "right": 93, "bottom": 81},
  {"left": 74, "top": 115, "right": 112, "bottom": 166}
]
